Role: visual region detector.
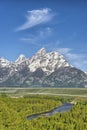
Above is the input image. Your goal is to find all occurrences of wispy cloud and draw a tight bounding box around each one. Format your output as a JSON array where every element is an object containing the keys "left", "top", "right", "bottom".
[
  {"left": 57, "top": 47, "right": 87, "bottom": 70},
  {"left": 57, "top": 48, "right": 71, "bottom": 55},
  {"left": 16, "top": 8, "right": 54, "bottom": 31},
  {"left": 20, "top": 27, "right": 52, "bottom": 46},
  {"left": 20, "top": 36, "right": 39, "bottom": 46},
  {"left": 39, "top": 27, "right": 52, "bottom": 38}
]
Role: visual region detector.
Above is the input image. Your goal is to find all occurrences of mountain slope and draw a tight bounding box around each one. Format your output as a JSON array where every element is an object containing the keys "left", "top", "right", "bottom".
[
  {"left": 28, "top": 48, "right": 70, "bottom": 75},
  {"left": 0, "top": 48, "right": 87, "bottom": 87},
  {"left": 43, "top": 67, "right": 87, "bottom": 87}
]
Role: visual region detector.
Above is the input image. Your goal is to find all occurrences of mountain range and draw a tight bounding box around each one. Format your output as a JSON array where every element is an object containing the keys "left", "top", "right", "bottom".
[{"left": 0, "top": 48, "right": 87, "bottom": 88}]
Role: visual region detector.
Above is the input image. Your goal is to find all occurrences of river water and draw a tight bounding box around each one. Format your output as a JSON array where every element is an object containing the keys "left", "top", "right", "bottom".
[{"left": 27, "top": 103, "right": 73, "bottom": 120}]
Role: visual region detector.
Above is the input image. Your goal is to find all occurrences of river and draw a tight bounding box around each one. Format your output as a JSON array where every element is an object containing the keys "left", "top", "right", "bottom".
[{"left": 27, "top": 103, "right": 73, "bottom": 120}]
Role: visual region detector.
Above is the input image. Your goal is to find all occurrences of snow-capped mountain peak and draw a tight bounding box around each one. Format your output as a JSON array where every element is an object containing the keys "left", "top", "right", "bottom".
[
  {"left": 0, "top": 48, "right": 87, "bottom": 87},
  {"left": 28, "top": 48, "right": 70, "bottom": 74},
  {"left": 15, "top": 54, "right": 27, "bottom": 64},
  {"left": 35, "top": 48, "right": 46, "bottom": 57},
  {"left": 0, "top": 57, "right": 10, "bottom": 67}
]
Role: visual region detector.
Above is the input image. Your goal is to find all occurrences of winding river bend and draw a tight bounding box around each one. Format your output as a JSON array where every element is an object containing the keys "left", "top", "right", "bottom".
[{"left": 27, "top": 103, "right": 73, "bottom": 120}]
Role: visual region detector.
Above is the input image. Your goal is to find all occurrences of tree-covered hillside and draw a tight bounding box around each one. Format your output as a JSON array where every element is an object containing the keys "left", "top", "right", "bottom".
[{"left": 0, "top": 94, "right": 87, "bottom": 130}]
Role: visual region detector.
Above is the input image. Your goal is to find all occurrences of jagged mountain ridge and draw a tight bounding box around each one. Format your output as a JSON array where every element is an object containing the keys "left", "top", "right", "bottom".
[
  {"left": 0, "top": 48, "right": 87, "bottom": 87},
  {"left": 28, "top": 48, "right": 70, "bottom": 74}
]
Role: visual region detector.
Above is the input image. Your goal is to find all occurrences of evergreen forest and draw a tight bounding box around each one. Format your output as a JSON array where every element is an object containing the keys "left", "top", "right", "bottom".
[{"left": 0, "top": 94, "right": 87, "bottom": 130}]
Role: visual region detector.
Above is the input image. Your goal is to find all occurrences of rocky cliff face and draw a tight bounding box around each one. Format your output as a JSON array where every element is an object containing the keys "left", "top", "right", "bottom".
[{"left": 0, "top": 48, "right": 87, "bottom": 87}]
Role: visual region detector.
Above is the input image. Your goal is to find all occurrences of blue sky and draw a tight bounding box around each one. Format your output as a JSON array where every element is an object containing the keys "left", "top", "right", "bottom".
[{"left": 0, "top": 0, "right": 87, "bottom": 70}]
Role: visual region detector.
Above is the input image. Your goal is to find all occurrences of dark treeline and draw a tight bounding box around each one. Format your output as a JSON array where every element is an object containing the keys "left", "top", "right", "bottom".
[{"left": 0, "top": 94, "right": 87, "bottom": 130}]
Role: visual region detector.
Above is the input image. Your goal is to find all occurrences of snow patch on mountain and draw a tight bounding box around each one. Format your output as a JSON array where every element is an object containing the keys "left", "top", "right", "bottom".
[
  {"left": 15, "top": 54, "right": 27, "bottom": 64},
  {"left": 28, "top": 48, "right": 70, "bottom": 74},
  {"left": 84, "top": 71, "right": 87, "bottom": 74},
  {"left": 0, "top": 57, "right": 11, "bottom": 67},
  {"left": 0, "top": 48, "right": 87, "bottom": 87}
]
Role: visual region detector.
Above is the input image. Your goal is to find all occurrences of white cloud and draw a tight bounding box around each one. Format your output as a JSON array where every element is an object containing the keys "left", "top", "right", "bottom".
[
  {"left": 39, "top": 27, "right": 52, "bottom": 38},
  {"left": 20, "top": 35, "right": 40, "bottom": 46},
  {"left": 57, "top": 47, "right": 87, "bottom": 70},
  {"left": 20, "top": 27, "right": 52, "bottom": 46},
  {"left": 16, "top": 8, "right": 53, "bottom": 31},
  {"left": 57, "top": 48, "right": 71, "bottom": 54}
]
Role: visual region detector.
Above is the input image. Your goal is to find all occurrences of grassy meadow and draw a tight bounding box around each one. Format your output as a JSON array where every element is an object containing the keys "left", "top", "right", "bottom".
[{"left": 0, "top": 88, "right": 87, "bottom": 97}]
